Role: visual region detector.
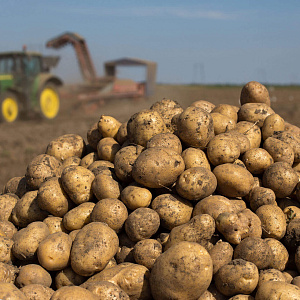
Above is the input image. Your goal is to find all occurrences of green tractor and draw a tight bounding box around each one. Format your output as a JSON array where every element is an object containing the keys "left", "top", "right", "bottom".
[{"left": 0, "top": 50, "right": 63, "bottom": 122}]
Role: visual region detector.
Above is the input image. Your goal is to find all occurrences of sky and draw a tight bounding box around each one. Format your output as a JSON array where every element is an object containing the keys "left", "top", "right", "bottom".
[{"left": 1, "top": 0, "right": 300, "bottom": 85}]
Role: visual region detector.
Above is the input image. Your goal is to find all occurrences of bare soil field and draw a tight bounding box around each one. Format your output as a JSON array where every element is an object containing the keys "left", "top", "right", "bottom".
[{"left": 1, "top": 83, "right": 299, "bottom": 191}]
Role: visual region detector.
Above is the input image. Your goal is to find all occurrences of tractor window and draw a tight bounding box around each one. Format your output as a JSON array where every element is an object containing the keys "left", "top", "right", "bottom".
[
  {"left": 0, "top": 57, "right": 15, "bottom": 74},
  {"left": 23, "top": 56, "right": 41, "bottom": 76}
]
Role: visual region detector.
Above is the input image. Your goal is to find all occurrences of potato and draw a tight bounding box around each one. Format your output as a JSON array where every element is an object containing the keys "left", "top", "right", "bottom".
[
  {"left": 37, "top": 177, "right": 71, "bottom": 217},
  {"left": 242, "top": 148, "right": 274, "bottom": 174},
  {"left": 97, "top": 137, "right": 121, "bottom": 162},
  {"left": 25, "top": 154, "right": 62, "bottom": 190},
  {"left": 292, "top": 276, "right": 300, "bottom": 287},
  {"left": 12, "top": 221, "right": 50, "bottom": 261},
  {"left": 0, "top": 282, "right": 27, "bottom": 299},
  {"left": 211, "top": 112, "right": 236, "bottom": 135},
  {"left": 61, "top": 156, "right": 81, "bottom": 169},
  {"left": 84, "top": 281, "right": 130, "bottom": 299},
  {"left": 248, "top": 187, "right": 277, "bottom": 211},
  {"left": 240, "top": 81, "right": 271, "bottom": 106},
  {"left": 190, "top": 99, "right": 215, "bottom": 113},
  {"left": 125, "top": 208, "right": 160, "bottom": 242},
  {"left": 92, "top": 174, "right": 122, "bottom": 200},
  {"left": 0, "top": 236, "right": 14, "bottom": 264},
  {"left": 284, "top": 206, "right": 300, "bottom": 223},
  {"left": 164, "top": 214, "right": 215, "bottom": 251},
  {"left": 88, "top": 159, "right": 115, "bottom": 177},
  {"left": 150, "top": 98, "right": 183, "bottom": 133},
  {"left": 213, "top": 163, "right": 254, "bottom": 198},
  {"left": 296, "top": 246, "right": 300, "bottom": 273},
  {"left": 176, "top": 106, "right": 214, "bottom": 149},
  {"left": 255, "top": 204, "right": 286, "bottom": 239},
  {"left": 70, "top": 222, "right": 119, "bottom": 276},
  {"left": 120, "top": 183, "right": 152, "bottom": 210},
  {"left": 150, "top": 241, "right": 213, "bottom": 300},
  {"left": 63, "top": 202, "right": 95, "bottom": 231},
  {"left": 224, "top": 131, "right": 251, "bottom": 154},
  {"left": 151, "top": 193, "right": 193, "bottom": 230},
  {"left": 133, "top": 239, "right": 162, "bottom": 270},
  {"left": 209, "top": 241, "right": 233, "bottom": 274},
  {"left": 181, "top": 147, "right": 211, "bottom": 170},
  {"left": 232, "top": 121, "right": 261, "bottom": 149},
  {"left": 87, "top": 121, "right": 102, "bottom": 150},
  {"left": 257, "top": 269, "right": 288, "bottom": 289},
  {"left": 45, "top": 133, "right": 86, "bottom": 162},
  {"left": 15, "top": 264, "right": 52, "bottom": 287},
  {"left": 228, "top": 295, "right": 254, "bottom": 300},
  {"left": 51, "top": 286, "right": 98, "bottom": 299},
  {"left": 211, "top": 104, "right": 238, "bottom": 123},
  {"left": 238, "top": 103, "right": 274, "bottom": 127},
  {"left": 127, "top": 109, "right": 167, "bottom": 147},
  {"left": 68, "top": 229, "right": 80, "bottom": 242},
  {"left": 80, "top": 152, "right": 98, "bottom": 168},
  {"left": 147, "top": 132, "right": 182, "bottom": 154},
  {"left": 2, "top": 176, "right": 27, "bottom": 198},
  {"left": 283, "top": 218, "right": 300, "bottom": 251},
  {"left": 54, "top": 266, "right": 86, "bottom": 289},
  {"left": 262, "top": 161, "right": 299, "bottom": 198},
  {"left": 262, "top": 113, "right": 285, "bottom": 140},
  {"left": 265, "top": 238, "right": 289, "bottom": 271},
  {"left": 98, "top": 115, "right": 122, "bottom": 139},
  {"left": 255, "top": 281, "right": 300, "bottom": 299},
  {"left": 11, "top": 191, "right": 48, "bottom": 227},
  {"left": 61, "top": 165, "right": 95, "bottom": 205},
  {"left": 0, "top": 220, "right": 17, "bottom": 239},
  {"left": 132, "top": 147, "right": 185, "bottom": 189},
  {"left": 83, "top": 262, "right": 151, "bottom": 300},
  {"left": 176, "top": 167, "right": 217, "bottom": 201},
  {"left": 193, "top": 195, "right": 246, "bottom": 220},
  {"left": 263, "top": 137, "right": 294, "bottom": 166},
  {"left": 114, "top": 145, "right": 144, "bottom": 183},
  {"left": 90, "top": 198, "right": 128, "bottom": 232},
  {"left": 0, "top": 262, "right": 18, "bottom": 284},
  {"left": 214, "top": 259, "right": 259, "bottom": 297},
  {"left": 43, "top": 216, "right": 68, "bottom": 234},
  {"left": 207, "top": 134, "right": 240, "bottom": 166},
  {"left": 116, "top": 122, "right": 128, "bottom": 145},
  {"left": 216, "top": 209, "right": 262, "bottom": 244},
  {"left": 20, "top": 284, "right": 54, "bottom": 300},
  {"left": 233, "top": 237, "right": 272, "bottom": 270},
  {"left": 0, "top": 193, "right": 18, "bottom": 221}
]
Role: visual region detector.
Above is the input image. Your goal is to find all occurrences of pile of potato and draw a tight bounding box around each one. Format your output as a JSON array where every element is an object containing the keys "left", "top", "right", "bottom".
[{"left": 1, "top": 80, "right": 300, "bottom": 299}]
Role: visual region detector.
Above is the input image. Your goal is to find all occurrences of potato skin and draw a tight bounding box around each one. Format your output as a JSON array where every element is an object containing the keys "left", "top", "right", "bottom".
[
  {"left": 262, "top": 113, "right": 285, "bottom": 140},
  {"left": 181, "top": 147, "right": 211, "bottom": 170},
  {"left": 150, "top": 241, "right": 213, "bottom": 300},
  {"left": 233, "top": 121, "right": 262, "bottom": 149},
  {"left": 211, "top": 104, "right": 238, "bottom": 123},
  {"left": 210, "top": 112, "right": 235, "bottom": 135},
  {"left": 248, "top": 187, "right": 277, "bottom": 211},
  {"left": 70, "top": 222, "right": 119, "bottom": 276},
  {"left": 147, "top": 132, "right": 182, "bottom": 154},
  {"left": 51, "top": 286, "right": 98, "bottom": 300},
  {"left": 84, "top": 281, "right": 130, "bottom": 299},
  {"left": 0, "top": 262, "right": 18, "bottom": 284},
  {"left": 92, "top": 174, "right": 122, "bottom": 201},
  {"left": 0, "top": 193, "right": 18, "bottom": 222},
  {"left": 97, "top": 137, "right": 121, "bottom": 162},
  {"left": 209, "top": 241, "right": 233, "bottom": 274},
  {"left": 20, "top": 284, "right": 54, "bottom": 300},
  {"left": 54, "top": 266, "right": 86, "bottom": 289},
  {"left": 0, "top": 282, "right": 27, "bottom": 299},
  {"left": 190, "top": 99, "right": 215, "bottom": 113},
  {"left": 265, "top": 238, "right": 289, "bottom": 271},
  {"left": 240, "top": 81, "right": 271, "bottom": 106},
  {"left": 98, "top": 115, "right": 122, "bottom": 139}
]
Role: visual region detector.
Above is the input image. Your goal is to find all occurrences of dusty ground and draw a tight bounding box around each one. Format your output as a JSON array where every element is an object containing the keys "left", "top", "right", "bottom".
[{"left": 1, "top": 84, "right": 299, "bottom": 191}]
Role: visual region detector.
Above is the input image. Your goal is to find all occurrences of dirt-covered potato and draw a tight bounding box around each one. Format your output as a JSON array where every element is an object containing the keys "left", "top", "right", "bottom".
[
  {"left": 283, "top": 218, "right": 300, "bottom": 251},
  {"left": 214, "top": 259, "right": 259, "bottom": 297},
  {"left": 225, "top": 131, "right": 251, "bottom": 154},
  {"left": 61, "top": 156, "right": 81, "bottom": 169},
  {"left": 0, "top": 282, "right": 27, "bottom": 299},
  {"left": 262, "top": 113, "right": 285, "bottom": 140},
  {"left": 0, "top": 262, "right": 18, "bottom": 284},
  {"left": 20, "top": 284, "right": 54, "bottom": 300},
  {"left": 54, "top": 266, "right": 86, "bottom": 289},
  {"left": 147, "top": 132, "right": 182, "bottom": 154},
  {"left": 63, "top": 202, "right": 95, "bottom": 231},
  {"left": 255, "top": 204, "right": 286, "bottom": 239},
  {"left": 209, "top": 241, "right": 233, "bottom": 274},
  {"left": 114, "top": 145, "right": 144, "bottom": 183},
  {"left": 216, "top": 209, "right": 262, "bottom": 244},
  {"left": 120, "top": 183, "right": 152, "bottom": 210},
  {"left": 127, "top": 109, "right": 167, "bottom": 147},
  {"left": 45, "top": 133, "right": 86, "bottom": 162},
  {"left": 238, "top": 103, "right": 274, "bottom": 127},
  {"left": 0, "top": 236, "right": 14, "bottom": 264},
  {"left": 116, "top": 122, "right": 128, "bottom": 145},
  {"left": 97, "top": 137, "right": 121, "bottom": 162},
  {"left": 257, "top": 268, "right": 287, "bottom": 289},
  {"left": 263, "top": 137, "right": 295, "bottom": 166},
  {"left": 193, "top": 195, "right": 246, "bottom": 220},
  {"left": 15, "top": 264, "right": 52, "bottom": 288},
  {"left": 150, "top": 241, "right": 213, "bottom": 300},
  {"left": 151, "top": 193, "right": 193, "bottom": 230},
  {"left": 233, "top": 237, "right": 272, "bottom": 270},
  {"left": 190, "top": 99, "right": 215, "bottom": 113},
  {"left": 12, "top": 221, "right": 50, "bottom": 261},
  {"left": 87, "top": 121, "right": 102, "bottom": 150},
  {"left": 61, "top": 165, "right": 95, "bottom": 205},
  {"left": 92, "top": 174, "right": 122, "bottom": 200},
  {"left": 213, "top": 163, "right": 254, "bottom": 198},
  {"left": 90, "top": 198, "right": 128, "bottom": 233},
  {"left": 255, "top": 281, "right": 300, "bottom": 299},
  {"left": 228, "top": 295, "right": 254, "bottom": 300},
  {"left": 242, "top": 148, "right": 274, "bottom": 174},
  {"left": 11, "top": 191, "right": 48, "bottom": 227},
  {"left": 240, "top": 81, "right": 271, "bottom": 106},
  {"left": 176, "top": 106, "right": 214, "bottom": 149},
  {"left": 264, "top": 238, "right": 289, "bottom": 271},
  {"left": 2, "top": 176, "right": 27, "bottom": 198},
  {"left": 207, "top": 134, "right": 240, "bottom": 166},
  {"left": 284, "top": 206, "right": 300, "bottom": 223},
  {"left": 98, "top": 115, "right": 122, "bottom": 139},
  {"left": 0, "top": 193, "right": 18, "bottom": 221},
  {"left": 25, "top": 154, "right": 62, "bottom": 190},
  {"left": 211, "top": 104, "right": 238, "bottom": 123},
  {"left": 0, "top": 221, "right": 17, "bottom": 239},
  {"left": 43, "top": 216, "right": 68, "bottom": 234},
  {"left": 181, "top": 147, "right": 211, "bottom": 170},
  {"left": 51, "top": 286, "right": 98, "bottom": 299},
  {"left": 133, "top": 239, "right": 162, "bottom": 270},
  {"left": 164, "top": 214, "right": 215, "bottom": 251},
  {"left": 176, "top": 167, "right": 217, "bottom": 201},
  {"left": 84, "top": 281, "right": 130, "bottom": 299},
  {"left": 71, "top": 222, "right": 119, "bottom": 276},
  {"left": 37, "top": 177, "right": 71, "bottom": 217},
  {"left": 262, "top": 161, "right": 299, "bottom": 198},
  {"left": 125, "top": 208, "right": 160, "bottom": 242},
  {"left": 87, "top": 160, "right": 115, "bottom": 177},
  {"left": 211, "top": 112, "right": 236, "bottom": 135},
  {"left": 132, "top": 147, "right": 185, "bottom": 189},
  {"left": 248, "top": 186, "right": 277, "bottom": 211},
  {"left": 79, "top": 152, "right": 98, "bottom": 168}
]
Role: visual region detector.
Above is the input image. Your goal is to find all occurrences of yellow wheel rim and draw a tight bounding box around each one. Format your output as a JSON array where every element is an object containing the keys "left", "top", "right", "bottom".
[
  {"left": 40, "top": 87, "right": 60, "bottom": 119},
  {"left": 2, "top": 97, "right": 18, "bottom": 122}
]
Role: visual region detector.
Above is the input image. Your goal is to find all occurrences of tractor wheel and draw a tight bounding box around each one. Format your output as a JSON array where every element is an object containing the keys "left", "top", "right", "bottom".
[
  {"left": 39, "top": 83, "right": 60, "bottom": 120},
  {"left": 0, "top": 92, "right": 20, "bottom": 123}
]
